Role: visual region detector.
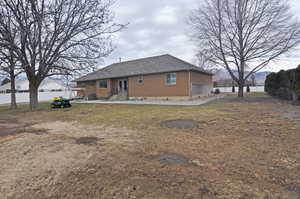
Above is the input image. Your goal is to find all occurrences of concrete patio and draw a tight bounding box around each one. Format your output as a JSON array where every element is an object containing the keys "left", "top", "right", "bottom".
[{"left": 73, "top": 95, "right": 225, "bottom": 106}]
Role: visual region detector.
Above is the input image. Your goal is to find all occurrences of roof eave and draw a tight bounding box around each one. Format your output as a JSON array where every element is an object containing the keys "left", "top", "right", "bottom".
[
  {"left": 74, "top": 69, "right": 212, "bottom": 82},
  {"left": 189, "top": 69, "right": 213, "bottom": 76}
]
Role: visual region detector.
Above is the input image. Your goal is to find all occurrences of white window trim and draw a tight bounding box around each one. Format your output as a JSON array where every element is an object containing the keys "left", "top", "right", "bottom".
[
  {"left": 99, "top": 80, "right": 108, "bottom": 88},
  {"left": 166, "top": 73, "right": 177, "bottom": 85}
]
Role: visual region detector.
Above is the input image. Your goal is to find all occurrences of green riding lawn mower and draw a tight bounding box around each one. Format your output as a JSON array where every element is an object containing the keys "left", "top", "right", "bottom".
[{"left": 51, "top": 97, "right": 72, "bottom": 109}]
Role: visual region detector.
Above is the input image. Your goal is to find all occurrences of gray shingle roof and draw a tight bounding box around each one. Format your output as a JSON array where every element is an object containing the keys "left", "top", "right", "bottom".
[{"left": 75, "top": 54, "right": 212, "bottom": 82}]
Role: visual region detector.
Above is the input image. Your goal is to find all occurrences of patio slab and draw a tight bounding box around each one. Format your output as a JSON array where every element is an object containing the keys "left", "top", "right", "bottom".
[{"left": 73, "top": 95, "right": 225, "bottom": 106}]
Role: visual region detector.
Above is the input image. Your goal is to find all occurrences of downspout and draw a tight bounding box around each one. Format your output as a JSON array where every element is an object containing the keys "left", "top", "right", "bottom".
[
  {"left": 109, "top": 79, "right": 112, "bottom": 98},
  {"left": 188, "top": 71, "right": 192, "bottom": 99}
]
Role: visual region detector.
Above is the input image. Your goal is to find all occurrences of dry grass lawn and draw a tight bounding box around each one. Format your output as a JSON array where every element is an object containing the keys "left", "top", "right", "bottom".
[{"left": 0, "top": 94, "right": 299, "bottom": 199}]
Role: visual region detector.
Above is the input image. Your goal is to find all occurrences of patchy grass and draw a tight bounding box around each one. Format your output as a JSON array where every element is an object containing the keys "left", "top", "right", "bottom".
[
  {"left": 247, "top": 92, "right": 268, "bottom": 97},
  {"left": 2, "top": 102, "right": 228, "bottom": 130},
  {"left": 0, "top": 96, "right": 300, "bottom": 199}
]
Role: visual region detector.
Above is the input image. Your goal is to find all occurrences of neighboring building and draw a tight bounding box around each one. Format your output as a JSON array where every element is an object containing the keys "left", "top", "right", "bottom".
[
  {"left": 0, "top": 79, "right": 68, "bottom": 94},
  {"left": 74, "top": 54, "right": 213, "bottom": 100}
]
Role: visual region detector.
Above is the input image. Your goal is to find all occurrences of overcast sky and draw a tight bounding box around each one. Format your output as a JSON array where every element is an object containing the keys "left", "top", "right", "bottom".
[{"left": 104, "top": 0, "right": 300, "bottom": 72}]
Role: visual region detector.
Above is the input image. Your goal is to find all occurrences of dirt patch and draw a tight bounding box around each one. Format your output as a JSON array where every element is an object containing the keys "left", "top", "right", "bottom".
[
  {"left": 32, "top": 121, "right": 139, "bottom": 146},
  {"left": 281, "top": 111, "right": 300, "bottom": 119},
  {"left": 27, "top": 128, "right": 49, "bottom": 135},
  {"left": 0, "top": 118, "right": 22, "bottom": 137},
  {"left": 286, "top": 186, "right": 300, "bottom": 195},
  {"left": 75, "top": 137, "right": 102, "bottom": 145},
  {"left": 160, "top": 119, "right": 201, "bottom": 129},
  {"left": 149, "top": 152, "right": 193, "bottom": 167},
  {"left": 0, "top": 119, "right": 48, "bottom": 138},
  {"left": 0, "top": 134, "right": 102, "bottom": 199},
  {"left": 198, "top": 187, "right": 218, "bottom": 198}
]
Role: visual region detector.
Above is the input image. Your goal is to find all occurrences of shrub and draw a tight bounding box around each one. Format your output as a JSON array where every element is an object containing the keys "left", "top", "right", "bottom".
[
  {"left": 265, "top": 66, "right": 300, "bottom": 102},
  {"left": 276, "top": 87, "right": 292, "bottom": 100},
  {"left": 265, "top": 72, "right": 279, "bottom": 96},
  {"left": 291, "top": 66, "right": 300, "bottom": 95}
]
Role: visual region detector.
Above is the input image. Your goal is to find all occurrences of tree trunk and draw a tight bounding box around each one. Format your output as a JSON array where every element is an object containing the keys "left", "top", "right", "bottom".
[
  {"left": 10, "top": 73, "right": 17, "bottom": 109},
  {"left": 291, "top": 90, "right": 299, "bottom": 105},
  {"left": 238, "top": 83, "right": 244, "bottom": 98},
  {"left": 29, "top": 81, "right": 39, "bottom": 110}
]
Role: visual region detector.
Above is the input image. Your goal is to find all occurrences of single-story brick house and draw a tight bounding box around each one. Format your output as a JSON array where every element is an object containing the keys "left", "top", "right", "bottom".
[{"left": 74, "top": 54, "right": 213, "bottom": 100}]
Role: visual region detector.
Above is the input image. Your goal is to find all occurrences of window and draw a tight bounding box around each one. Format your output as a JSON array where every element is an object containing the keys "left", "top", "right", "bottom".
[
  {"left": 99, "top": 80, "right": 108, "bottom": 88},
  {"left": 166, "top": 73, "right": 177, "bottom": 85},
  {"left": 137, "top": 76, "right": 144, "bottom": 84}
]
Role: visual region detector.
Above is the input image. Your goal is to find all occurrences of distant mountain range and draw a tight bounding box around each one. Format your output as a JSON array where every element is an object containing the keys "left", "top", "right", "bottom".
[{"left": 213, "top": 69, "right": 271, "bottom": 85}]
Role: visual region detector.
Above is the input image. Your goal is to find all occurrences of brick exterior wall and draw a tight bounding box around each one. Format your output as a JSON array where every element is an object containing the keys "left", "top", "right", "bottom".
[
  {"left": 128, "top": 71, "right": 189, "bottom": 97},
  {"left": 77, "top": 79, "right": 112, "bottom": 98},
  {"left": 95, "top": 79, "right": 112, "bottom": 98},
  {"left": 77, "top": 81, "right": 96, "bottom": 97},
  {"left": 190, "top": 71, "right": 213, "bottom": 85},
  {"left": 190, "top": 71, "right": 213, "bottom": 96},
  {"left": 77, "top": 71, "right": 213, "bottom": 98}
]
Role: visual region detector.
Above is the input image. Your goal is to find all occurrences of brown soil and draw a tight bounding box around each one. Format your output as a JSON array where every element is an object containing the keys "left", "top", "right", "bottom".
[
  {"left": 75, "top": 137, "right": 102, "bottom": 145},
  {"left": 0, "top": 119, "right": 48, "bottom": 138},
  {"left": 0, "top": 118, "right": 25, "bottom": 137},
  {"left": 281, "top": 111, "right": 300, "bottom": 119},
  {"left": 148, "top": 152, "right": 194, "bottom": 167},
  {"left": 160, "top": 119, "right": 201, "bottom": 129}
]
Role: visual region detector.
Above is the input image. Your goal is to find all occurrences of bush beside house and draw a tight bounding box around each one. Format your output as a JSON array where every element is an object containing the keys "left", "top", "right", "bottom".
[{"left": 265, "top": 65, "right": 300, "bottom": 104}]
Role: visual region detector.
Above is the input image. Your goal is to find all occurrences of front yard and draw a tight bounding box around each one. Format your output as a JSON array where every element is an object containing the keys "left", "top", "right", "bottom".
[{"left": 0, "top": 94, "right": 299, "bottom": 199}]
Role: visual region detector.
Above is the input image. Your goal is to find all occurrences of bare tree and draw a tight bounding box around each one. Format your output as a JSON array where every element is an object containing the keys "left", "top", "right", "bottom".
[
  {"left": 0, "top": 50, "right": 21, "bottom": 109},
  {"left": 251, "top": 74, "right": 256, "bottom": 86},
  {"left": 194, "top": 52, "right": 220, "bottom": 74},
  {"left": 0, "top": 0, "right": 125, "bottom": 110},
  {"left": 0, "top": 7, "right": 22, "bottom": 109},
  {"left": 189, "top": 0, "right": 300, "bottom": 97}
]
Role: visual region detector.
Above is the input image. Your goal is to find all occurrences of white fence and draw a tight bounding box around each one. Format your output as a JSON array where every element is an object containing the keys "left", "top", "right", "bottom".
[
  {"left": 0, "top": 90, "right": 76, "bottom": 105},
  {"left": 214, "top": 86, "right": 265, "bottom": 93}
]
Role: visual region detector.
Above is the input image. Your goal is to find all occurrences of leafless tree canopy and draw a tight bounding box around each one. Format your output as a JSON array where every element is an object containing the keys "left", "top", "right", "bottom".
[
  {"left": 0, "top": 7, "right": 21, "bottom": 109},
  {"left": 0, "top": 49, "right": 21, "bottom": 109},
  {"left": 0, "top": 0, "right": 125, "bottom": 109},
  {"left": 189, "top": 0, "right": 300, "bottom": 97},
  {"left": 194, "top": 52, "right": 220, "bottom": 74}
]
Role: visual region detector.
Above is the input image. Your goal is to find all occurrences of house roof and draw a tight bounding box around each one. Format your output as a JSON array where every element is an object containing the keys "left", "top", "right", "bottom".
[{"left": 74, "top": 54, "right": 212, "bottom": 82}]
